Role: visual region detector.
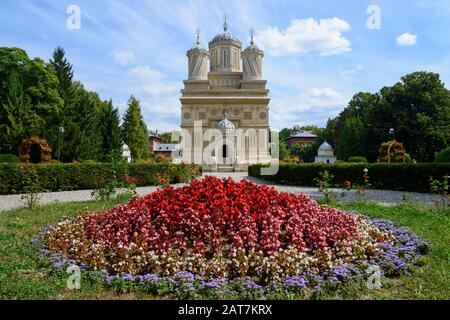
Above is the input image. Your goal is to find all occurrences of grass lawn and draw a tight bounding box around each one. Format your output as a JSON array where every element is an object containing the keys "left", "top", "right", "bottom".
[{"left": 0, "top": 196, "right": 448, "bottom": 300}]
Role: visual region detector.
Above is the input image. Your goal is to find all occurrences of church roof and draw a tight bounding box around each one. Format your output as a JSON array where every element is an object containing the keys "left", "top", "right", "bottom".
[
  {"left": 243, "top": 42, "right": 263, "bottom": 53},
  {"left": 209, "top": 19, "right": 241, "bottom": 47},
  {"left": 188, "top": 29, "right": 208, "bottom": 54},
  {"left": 286, "top": 130, "right": 317, "bottom": 139},
  {"left": 244, "top": 29, "right": 263, "bottom": 53}
]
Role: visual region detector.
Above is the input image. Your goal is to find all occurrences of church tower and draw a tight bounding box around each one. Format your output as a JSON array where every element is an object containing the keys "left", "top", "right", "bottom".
[
  {"left": 180, "top": 16, "right": 271, "bottom": 172},
  {"left": 187, "top": 29, "right": 209, "bottom": 80},
  {"left": 242, "top": 29, "right": 264, "bottom": 81},
  {"left": 208, "top": 18, "right": 242, "bottom": 72}
]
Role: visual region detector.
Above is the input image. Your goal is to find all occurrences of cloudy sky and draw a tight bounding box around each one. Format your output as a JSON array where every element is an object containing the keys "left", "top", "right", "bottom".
[{"left": 1, "top": 0, "right": 449, "bottom": 131}]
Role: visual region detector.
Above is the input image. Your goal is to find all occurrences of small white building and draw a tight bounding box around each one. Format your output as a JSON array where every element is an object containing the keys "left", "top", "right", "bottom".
[
  {"left": 315, "top": 141, "right": 337, "bottom": 164},
  {"left": 122, "top": 144, "right": 132, "bottom": 163}
]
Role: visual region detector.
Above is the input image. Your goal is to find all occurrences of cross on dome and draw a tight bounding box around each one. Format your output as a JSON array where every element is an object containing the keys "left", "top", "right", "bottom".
[
  {"left": 223, "top": 12, "right": 228, "bottom": 32},
  {"left": 250, "top": 27, "right": 255, "bottom": 44},
  {"left": 195, "top": 27, "right": 201, "bottom": 45}
]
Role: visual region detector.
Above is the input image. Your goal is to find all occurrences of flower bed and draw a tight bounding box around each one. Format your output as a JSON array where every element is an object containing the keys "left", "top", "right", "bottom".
[{"left": 40, "top": 176, "right": 428, "bottom": 298}]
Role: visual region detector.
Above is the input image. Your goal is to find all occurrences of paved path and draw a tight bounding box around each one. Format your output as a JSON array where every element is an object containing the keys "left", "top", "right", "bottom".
[{"left": 0, "top": 172, "right": 437, "bottom": 212}]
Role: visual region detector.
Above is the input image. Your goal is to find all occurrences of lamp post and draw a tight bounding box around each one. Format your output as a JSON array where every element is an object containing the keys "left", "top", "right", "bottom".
[
  {"left": 58, "top": 127, "right": 64, "bottom": 162},
  {"left": 389, "top": 128, "right": 395, "bottom": 141}
]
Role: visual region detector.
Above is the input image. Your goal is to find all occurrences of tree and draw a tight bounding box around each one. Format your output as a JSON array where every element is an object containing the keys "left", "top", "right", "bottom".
[
  {"left": 98, "top": 100, "right": 122, "bottom": 161},
  {"left": 329, "top": 72, "right": 450, "bottom": 162},
  {"left": 0, "top": 47, "right": 62, "bottom": 154},
  {"left": 50, "top": 46, "right": 74, "bottom": 104},
  {"left": 337, "top": 116, "right": 364, "bottom": 161},
  {"left": 380, "top": 72, "right": 450, "bottom": 162},
  {"left": 121, "top": 96, "right": 149, "bottom": 161}
]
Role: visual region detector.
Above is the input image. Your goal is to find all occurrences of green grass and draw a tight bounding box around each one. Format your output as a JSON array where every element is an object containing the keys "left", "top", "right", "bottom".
[{"left": 0, "top": 197, "right": 448, "bottom": 300}]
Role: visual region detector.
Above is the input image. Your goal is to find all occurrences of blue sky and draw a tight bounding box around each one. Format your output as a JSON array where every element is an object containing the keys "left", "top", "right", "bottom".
[{"left": 1, "top": 0, "right": 449, "bottom": 131}]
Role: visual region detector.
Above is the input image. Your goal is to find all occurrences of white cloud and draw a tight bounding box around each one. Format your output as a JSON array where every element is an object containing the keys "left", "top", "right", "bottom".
[
  {"left": 129, "top": 65, "right": 166, "bottom": 81},
  {"left": 111, "top": 49, "right": 135, "bottom": 65},
  {"left": 269, "top": 87, "right": 348, "bottom": 130},
  {"left": 256, "top": 18, "right": 352, "bottom": 57},
  {"left": 304, "top": 87, "right": 347, "bottom": 110},
  {"left": 342, "top": 65, "right": 363, "bottom": 78},
  {"left": 143, "top": 83, "right": 180, "bottom": 96},
  {"left": 396, "top": 33, "right": 417, "bottom": 46}
]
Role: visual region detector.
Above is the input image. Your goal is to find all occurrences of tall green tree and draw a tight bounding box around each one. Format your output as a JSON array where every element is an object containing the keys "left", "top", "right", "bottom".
[
  {"left": 98, "top": 99, "right": 122, "bottom": 160},
  {"left": 0, "top": 47, "right": 62, "bottom": 154},
  {"left": 50, "top": 46, "right": 74, "bottom": 104},
  {"left": 121, "top": 96, "right": 149, "bottom": 161},
  {"left": 337, "top": 116, "right": 365, "bottom": 161},
  {"left": 329, "top": 72, "right": 449, "bottom": 162}
]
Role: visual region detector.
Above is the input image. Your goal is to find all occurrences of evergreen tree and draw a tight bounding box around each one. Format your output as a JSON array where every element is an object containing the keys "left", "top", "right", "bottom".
[
  {"left": 50, "top": 46, "right": 74, "bottom": 104},
  {"left": 337, "top": 116, "right": 365, "bottom": 161},
  {"left": 99, "top": 99, "right": 122, "bottom": 161},
  {"left": 121, "top": 96, "right": 149, "bottom": 161}
]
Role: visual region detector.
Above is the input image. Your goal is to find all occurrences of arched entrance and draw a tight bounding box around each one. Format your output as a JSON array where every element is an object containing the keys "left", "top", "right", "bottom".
[
  {"left": 18, "top": 136, "right": 52, "bottom": 164},
  {"left": 29, "top": 144, "right": 41, "bottom": 164}
]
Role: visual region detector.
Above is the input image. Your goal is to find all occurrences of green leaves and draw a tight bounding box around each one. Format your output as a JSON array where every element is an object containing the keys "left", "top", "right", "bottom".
[{"left": 121, "top": 96, "right": 149, "bottom": 162}]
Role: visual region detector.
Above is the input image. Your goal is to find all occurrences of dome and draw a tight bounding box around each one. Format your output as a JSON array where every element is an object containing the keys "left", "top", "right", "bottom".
[
  {"left": 187, "top": 32, "right": 208, "bottom": 55},
  {"left": 209, "top": 31, "right": 241, "bottom": 47},
  {"left": 243, "top": 33, "right": 263, "bottom": 53},
  {"left": 216, "top": 116, "right": 235, "bottom": 131},
  {"left": 209, "top": 21, "right": 241, "bottom": 47},
  {"left": 243, "top": 42, "right": 263, "bottom": 53},
  {"left": 319, "top": 141, "right": 333, "bottom": 151}
]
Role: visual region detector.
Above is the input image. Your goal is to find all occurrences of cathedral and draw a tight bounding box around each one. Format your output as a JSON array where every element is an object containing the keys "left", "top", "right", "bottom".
[{"left": 180, "top": 18, "right": 271, "bottom": 172}]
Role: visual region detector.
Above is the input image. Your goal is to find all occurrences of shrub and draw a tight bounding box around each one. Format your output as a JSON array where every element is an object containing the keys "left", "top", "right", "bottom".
[
  {"left": 0, "top": 154, "right": 19, "bottom": 163},
  {"left": 81, "top": 160, "right": 98, "bottom": 164},
  {"left": 0, "top": 163, "right": 201, "bottom": 195},
  {"left": 405, "top": 153, "right": 412, "bottom": 163},
  {"left": 249, "top": 163, "right": 450, "bottom": 193},
  {"left": 435, "top": 147, "right": 450, "bottom": 163},
  {"left": 348, "top": 156, "right": 367, "bottom": 163}
]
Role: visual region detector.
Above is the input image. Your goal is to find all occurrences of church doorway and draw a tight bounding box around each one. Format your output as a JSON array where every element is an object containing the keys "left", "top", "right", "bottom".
[{"left": 222, "top": 144, "right": 228, "bottom": 158}]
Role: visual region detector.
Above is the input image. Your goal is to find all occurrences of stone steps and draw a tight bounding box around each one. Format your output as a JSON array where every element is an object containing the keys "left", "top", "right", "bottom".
[{"left": 217, "top": 165, "right": 234, "bottom": 172}]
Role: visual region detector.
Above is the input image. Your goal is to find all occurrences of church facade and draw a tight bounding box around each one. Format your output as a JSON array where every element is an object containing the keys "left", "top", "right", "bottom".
[{"left": 180, "top": 20, "right": 271, "bottom": 172}]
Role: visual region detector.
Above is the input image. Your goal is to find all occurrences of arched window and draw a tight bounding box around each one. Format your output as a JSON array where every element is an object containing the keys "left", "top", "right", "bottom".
[{"left": 223, "top": 50, "right": 227, "bottom": 68}]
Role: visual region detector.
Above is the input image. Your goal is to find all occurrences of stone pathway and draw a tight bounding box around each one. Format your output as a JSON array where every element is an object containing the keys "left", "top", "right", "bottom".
[{"left": 0, "top": 172, "right": 437, "bottom": 212}]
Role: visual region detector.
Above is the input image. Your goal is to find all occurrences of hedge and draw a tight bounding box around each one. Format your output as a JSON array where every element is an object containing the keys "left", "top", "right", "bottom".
[
  {"left": 0, "top": 154, "right": 19, "bottom": 163},
  {"left": 348, "top": 156, "right": 368, "bottom": 163},
  {"left": 0, "top": 163, "right": 201, "bottom": 195},
  {"left": 435, "top": 147, "right": 450, "bottom": 163},
  {"left": 249, "top": 163, "right": 450, "bottom": 193}
]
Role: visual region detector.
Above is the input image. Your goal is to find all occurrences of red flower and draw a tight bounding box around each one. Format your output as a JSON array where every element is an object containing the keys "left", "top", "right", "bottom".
[
  {"left": 123, "top": 176, "right": 137, "bottom": 183},
  {"left": 343, "top": 180, "right": 351, "bottom": 187},
  {"left": 159, "top": 177, "right": 168, "bottom": 184},
  {"left": 83, "top": 176, "right": 358, "bottom": 256}
]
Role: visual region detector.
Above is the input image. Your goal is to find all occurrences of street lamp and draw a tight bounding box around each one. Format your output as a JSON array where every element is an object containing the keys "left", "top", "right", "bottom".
[
  {"left": 58, "top": 127, "right": 64, "bottom": 162},
  {"left": 389, "top": 128, "right": 395, "bottom": 141}
]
